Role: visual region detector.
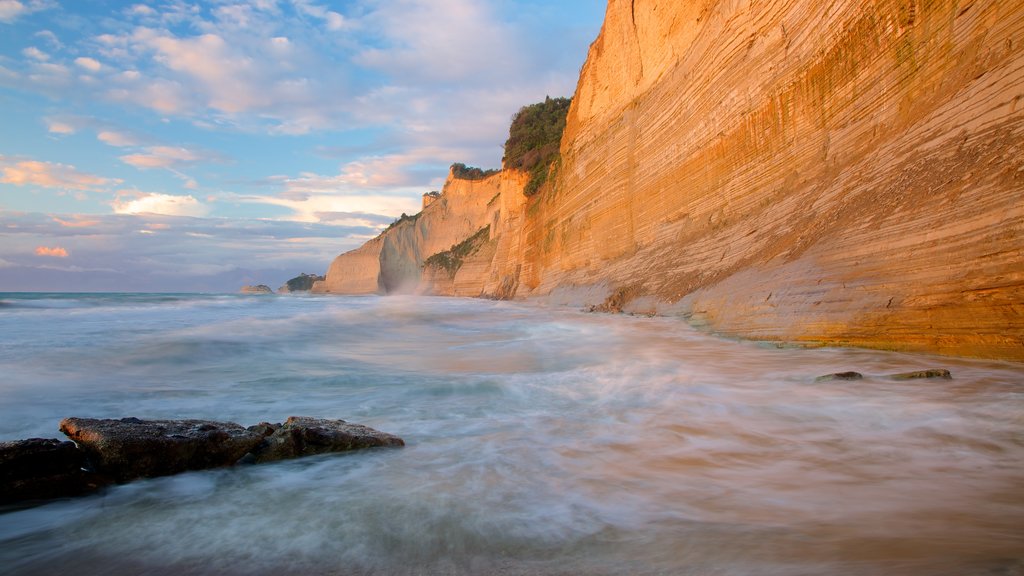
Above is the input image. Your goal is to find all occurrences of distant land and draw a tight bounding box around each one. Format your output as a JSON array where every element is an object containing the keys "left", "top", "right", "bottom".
[{"left": 313, "top": 0, "right": 1024, "bottom": 360}]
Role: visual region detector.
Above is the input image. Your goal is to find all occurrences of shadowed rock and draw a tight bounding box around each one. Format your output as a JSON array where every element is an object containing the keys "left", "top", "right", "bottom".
[
  {"left": 60, "top": 417, "right": 265, "bottom": 482},
  {"left": 889, "top": 369, "right": 953, "bottom": 380},
  {"left": 1, "top": 438, "right": 109, "bottom": 504},
  {"left": 814, "top": 371, "right": 864, "bottom": 382},
  {"left": 250, "top": 416, "right": 404, "bottom": 464}
]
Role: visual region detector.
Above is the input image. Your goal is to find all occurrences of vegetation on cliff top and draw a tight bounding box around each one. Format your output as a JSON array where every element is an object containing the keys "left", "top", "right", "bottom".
[
  {"left": 503, "top": 96, "right": 571, "bottom": 196},
  {"left": 423, "top": 226, "right": 491, "bottom": 275},
  {"left": 450, "top": 163, "right": 499, "bottom": 180}
]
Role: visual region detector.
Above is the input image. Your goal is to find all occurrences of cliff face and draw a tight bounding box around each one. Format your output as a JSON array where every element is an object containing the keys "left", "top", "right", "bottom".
[
  {"left": 318, "top": 0, "right": 1023, "bottom": 360},
  {"left": 314, "top": 169, "right": 519, "bottom": 296},
  {"left": 523, "top": 0, "right": 1024, "bottom": 359}
]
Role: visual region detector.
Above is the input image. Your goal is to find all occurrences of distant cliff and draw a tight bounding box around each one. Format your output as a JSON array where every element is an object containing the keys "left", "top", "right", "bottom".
[{"left": 317, "top": 0, "right": 1023, "bottom": 360}]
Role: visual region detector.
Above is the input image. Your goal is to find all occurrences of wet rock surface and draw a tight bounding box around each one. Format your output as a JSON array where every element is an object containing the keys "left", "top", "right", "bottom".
[
  {"left": 814, "top": 371, "right": 864, "bottom": 382},
  {"left": 889, "top": 369, "right": 953, "bottom": 380},
  {"left": 0, "top": 438, "right": 108, "bottom": 504},
  {"left": 59, "top": 417, "right": 265, "bottom": 482},
  {"left": 251, "top": 416, "right": 405, "bottom": 464}
]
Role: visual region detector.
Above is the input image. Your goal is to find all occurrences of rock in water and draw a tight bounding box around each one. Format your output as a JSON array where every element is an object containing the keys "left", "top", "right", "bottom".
[
  {"left": 0, "top": 438, "right": 107, "bottom": 503},
  {"left": 251, "top": 416, "right": 404, "bottom": 463},
  {"left": 890, "top": 369, "right": 953, "bottom": 380},
  {"left": 60, "top": 417, "right": 265, "bottom": 482},
  {"left": 814, "top": 371, "right": 864, "bottom": 382},
  {"left": 240, "top": 284, "right": 273, "bottom": 294}
]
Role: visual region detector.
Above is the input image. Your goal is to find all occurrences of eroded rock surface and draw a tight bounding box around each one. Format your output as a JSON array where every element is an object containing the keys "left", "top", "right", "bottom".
[
  {"left": 0, "top": 438, "right": 107, "bottom": 504},
  {"left": 59, "top": 417, "right": 264, "bottom": 482},
  {"left": 250, "top": 416, "right": 405, "bottom": 464}
]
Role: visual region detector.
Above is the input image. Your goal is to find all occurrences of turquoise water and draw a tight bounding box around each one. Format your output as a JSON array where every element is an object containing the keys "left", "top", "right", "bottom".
[{"left": 1, "top": 293, "right": 1022, "bottom": 575}]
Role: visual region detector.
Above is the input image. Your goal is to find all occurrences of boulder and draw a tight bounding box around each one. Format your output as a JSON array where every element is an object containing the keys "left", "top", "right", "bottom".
[
  {"left": 250, "top": 416, "right": 404, "bottom": 464},
  {"left": 60, "top": 417, "right": 265, "bottom": 482},
  {"left": 0, "top": 438, "right": 108, "bottom": 504},
  {"left": 889, "top": 369, "right": 953, "bottom": 380},
  {"left": 814, "top": 371, "right": 864, "bottom": 382}
]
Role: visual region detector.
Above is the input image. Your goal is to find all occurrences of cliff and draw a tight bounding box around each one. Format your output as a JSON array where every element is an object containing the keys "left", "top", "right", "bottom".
[
  {"left": 318, "top": 0, "right": 1024, "bottom": 360},
  {"left": 314, "top": 168, "right": 521, "bottom": 296}
]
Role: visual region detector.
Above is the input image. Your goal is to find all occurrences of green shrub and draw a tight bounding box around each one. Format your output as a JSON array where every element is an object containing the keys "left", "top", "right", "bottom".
[
  {"left": 503, "top": 96, "right": 571, "bottom": 196},
  {"left": 450, "top": 163, "right": 499, "bottom": 180},
  {"left": 423, "top": 226, "right": 491, "bottom": 275}
]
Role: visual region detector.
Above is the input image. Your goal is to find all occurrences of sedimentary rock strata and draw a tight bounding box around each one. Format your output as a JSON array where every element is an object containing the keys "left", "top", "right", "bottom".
[{"left": 319, "top": 0, "right": 1024, "bottom": 360}]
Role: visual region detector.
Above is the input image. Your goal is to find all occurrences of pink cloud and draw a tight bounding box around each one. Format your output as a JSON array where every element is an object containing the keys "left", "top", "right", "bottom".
[
  {"left": 0, "top": 158, "right": 119, "bottom": 191},
  {"left": 35, "top": 245, "right": 69, "bottom": 258}
]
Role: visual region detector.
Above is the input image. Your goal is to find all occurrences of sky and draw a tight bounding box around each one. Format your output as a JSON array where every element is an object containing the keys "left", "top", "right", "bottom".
[{"left": 0, "top": 0, "right": 605, "bottom": 292}]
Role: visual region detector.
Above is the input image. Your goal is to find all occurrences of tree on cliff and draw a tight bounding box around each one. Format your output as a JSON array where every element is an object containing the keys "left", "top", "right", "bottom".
[{"left": 503, "top": 96, "right": 571, "bottom": 196}]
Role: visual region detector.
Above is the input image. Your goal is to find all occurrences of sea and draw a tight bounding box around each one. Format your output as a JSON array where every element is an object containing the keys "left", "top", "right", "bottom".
[{"left": 0, "top": 292, "right": 1021, "bottom": 576}]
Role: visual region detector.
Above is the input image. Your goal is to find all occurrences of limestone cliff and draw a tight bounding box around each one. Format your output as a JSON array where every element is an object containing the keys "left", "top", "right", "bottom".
[
  {"left": 314, "top": 168, "right": 515, "bottom": 296},
  {"left": 523, "top": 0, "right": 1024, "bottom": 359},
  {"left": 318, "top": 0, "right": 1023, "bottom": 360}
]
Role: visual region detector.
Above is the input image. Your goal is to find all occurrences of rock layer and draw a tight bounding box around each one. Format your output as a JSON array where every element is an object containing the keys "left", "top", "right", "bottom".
[
  {"left": 249, "top": 416, "right": 405, "bottom": 464},
  {"left": 0, "top": 438, "right": 106, "bottom": 503},
  {"left": 60, "top": 417, "right": 264, "bottom": 482},
  {"left": 318, "top": 0, "right": 1024, "bottom": 360}
]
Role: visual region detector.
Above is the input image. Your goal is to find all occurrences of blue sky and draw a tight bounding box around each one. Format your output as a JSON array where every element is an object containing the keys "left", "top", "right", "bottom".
[{"left": 0, "top": 0, "right": 604, "bottom": 291}]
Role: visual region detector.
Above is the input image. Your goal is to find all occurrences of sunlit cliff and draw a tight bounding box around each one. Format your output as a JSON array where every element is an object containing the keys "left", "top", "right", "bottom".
[{"left": 315, "top": 0, "right": 1024, "bottom": 360}]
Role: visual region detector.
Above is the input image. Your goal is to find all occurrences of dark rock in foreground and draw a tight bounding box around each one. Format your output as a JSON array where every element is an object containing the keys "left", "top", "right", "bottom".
[
  {"left": 0, "top": 438, "right": 108, "bottom": 504},
  {"left": 60, "top": 417, "right": 265, "bottom": 482},
  {"left": 889, "top": 369, "right": 953, "bottom": 380},
  {"left": 250, "top": 416, "right": 405, "bottom": 464},
  {"left": 814, "top": 371, "right": 864, "bottom": 382}
]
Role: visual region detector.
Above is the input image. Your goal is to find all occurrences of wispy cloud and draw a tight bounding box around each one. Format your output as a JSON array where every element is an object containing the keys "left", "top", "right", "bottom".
[
  {"left": 0, "top": 156, "right": 120, "bottom": 191},
  {"left": 120, "top": 146, "right": 205, "bottom": 169},
  {"left": 34, "top": 245, "right": 68, "bottom": 257},
  {"left": 0, "top": 0, "right": 54, "bottom": 24},
  {"left": 112, "top": 191, "right": 210, "bottom": 217}
]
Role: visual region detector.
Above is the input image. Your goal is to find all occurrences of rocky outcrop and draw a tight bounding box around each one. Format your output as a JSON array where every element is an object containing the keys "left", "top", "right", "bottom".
[
  {"left": 59, "top": 417, "right": 265, "bottom": 482},
  {"left": 278, "top": 273, "right": 325, "bottom": 293},
  {"left": 240, "top": 285, "right": 273, "bottom": 294},
  {"left": 317, "top": 0, "right": 1023, "bottom": 360},
  {"left": 0, "top": 438, "right": 108, "bottom": 504},
  {"left": 248, "top": 416, "right": 404, "bottom": 464}
]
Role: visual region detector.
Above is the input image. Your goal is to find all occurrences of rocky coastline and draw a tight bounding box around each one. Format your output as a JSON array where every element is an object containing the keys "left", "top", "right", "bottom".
[{"left": 1, "top": 416, "right": 403, "bottom": 507}]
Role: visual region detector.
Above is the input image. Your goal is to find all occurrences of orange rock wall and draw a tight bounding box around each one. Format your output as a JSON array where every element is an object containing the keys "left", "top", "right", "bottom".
[{"left": 517, "top": 0, "right": 1023, "bottom": 359}]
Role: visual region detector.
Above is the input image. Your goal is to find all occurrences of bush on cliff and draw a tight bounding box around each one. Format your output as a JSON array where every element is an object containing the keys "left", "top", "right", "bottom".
[
  {"left": 423, "top": 226, "right": 491, "bottom": 276},
  {"left": 503, "top": 96, "right": 571, "bottom": 196},
  {"left": 451, "top": 163, "right": 499, "bottom": 180}
]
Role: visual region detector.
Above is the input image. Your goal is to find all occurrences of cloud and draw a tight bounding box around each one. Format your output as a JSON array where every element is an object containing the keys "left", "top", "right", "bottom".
[
  {"left": 47, "top": 120, "right": 76, "bottom": 134},
  {"left": 97, "top": 130, "right": 141, "bottom": 147},
  {"left": 53, "top": 216, "right": 100, "bottom": 228},
  {"left": 34, "top": 245, "right": 68, "bottom": 258},
  {"left": 22, "top": 46, "right": 48, "bottom": 61},
  {"left": 74, "top": 57, "right": 102, "bottom": 71},
  {"left": 120, "top": 146, "right": 204, "bottom": 169},
  {"left": 112, "top": 192, "right": 210, "bottom": 217},
  {"left": 0, "top": 0, "right": 53, "bottom": 24},
  {"left": 0, "top": 157, "right": 120, "bottom": 191}
]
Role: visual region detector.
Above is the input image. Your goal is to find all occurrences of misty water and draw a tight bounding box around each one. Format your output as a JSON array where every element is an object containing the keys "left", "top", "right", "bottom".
[{"left": 0, "top": 293, "right": 1021, "bottom": 576}]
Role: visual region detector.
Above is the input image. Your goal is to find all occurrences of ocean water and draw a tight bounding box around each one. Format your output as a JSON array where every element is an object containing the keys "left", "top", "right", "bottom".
[{"left": 0, "top": 292, "right": 1021, "bottom": 576}]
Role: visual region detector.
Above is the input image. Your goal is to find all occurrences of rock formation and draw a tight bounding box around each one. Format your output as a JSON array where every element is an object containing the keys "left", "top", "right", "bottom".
[
  {"left": 317, "top": 0, "right": 1024, "bottom": 360},
  {"left": 0, "top": 438, "right": 108, "bottom": 504},
  {"left": 248, "top": 416, "right": 404, "bottom": 463},
  {"left": 240, "top": 284, "right": 273, "bottom": 294},
  {"left": 278, "top": 273, "right": 325, "bottom": 293},
  {"left": 59, "top": 417, "right": 266, "bottom": 482},
  {"left": 1, "top": 416, "right": 405, "bottom": 506}
]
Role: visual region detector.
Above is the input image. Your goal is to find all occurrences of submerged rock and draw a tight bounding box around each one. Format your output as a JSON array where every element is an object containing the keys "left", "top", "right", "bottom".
[
  {"left": 889, "top": 369, "right": 953, "bottom": 380},
  {"left": 250, "top": 416, "right": 404, "bottom": 464},
  {"left": 0, "top": 438, "right": 108, "bottom": 504},
  {"left": 60, "top": 417, "right": 265, "bottom": 482},
  {"left": 814, "top": 371, "right": 864, "bottom": 382}
]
